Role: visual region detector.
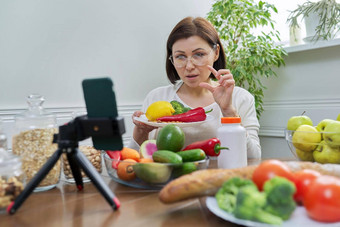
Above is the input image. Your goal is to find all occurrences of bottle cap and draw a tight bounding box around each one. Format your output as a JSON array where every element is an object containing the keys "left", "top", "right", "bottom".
[{"left": 221, "top": 117, "right": 241, "bottom": 124}]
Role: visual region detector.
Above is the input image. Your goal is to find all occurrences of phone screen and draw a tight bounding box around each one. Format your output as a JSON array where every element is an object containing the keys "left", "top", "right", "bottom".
[{"left": 82, "top": 77, "right": 124, "bottom": 151}]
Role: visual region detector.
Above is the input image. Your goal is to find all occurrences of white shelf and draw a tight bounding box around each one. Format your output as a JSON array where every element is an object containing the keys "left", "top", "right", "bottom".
[{"left": 284, "top": 37, "right": 340, "bottom": 53}]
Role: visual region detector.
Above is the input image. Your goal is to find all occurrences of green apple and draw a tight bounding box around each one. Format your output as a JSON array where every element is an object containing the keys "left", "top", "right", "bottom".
[
  {"left": 292, "top": 125, "right": 321, "bottom": 152},
  {"left": 296, "top": 148, "right": 314, "bottom": 161},
  {"left": 323, "top": 120, "right": 340, "bottom": 148},
  {"left": 316, "top": 119, "right": 336, "bottom": 139},
  {"left": 337, "top": 113, "right": 340, "bottom": 121},
  {"left": 313, "top": 140, "right": 340, "bottom": 164},
  {"left": 287, "top": 115, "right": 313, "bottom": 131}
]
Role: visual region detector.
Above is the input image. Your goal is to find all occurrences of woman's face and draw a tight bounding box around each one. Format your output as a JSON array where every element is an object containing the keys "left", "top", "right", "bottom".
[{"left": 171, "top": 36, "right": 219, "bottom": 87}]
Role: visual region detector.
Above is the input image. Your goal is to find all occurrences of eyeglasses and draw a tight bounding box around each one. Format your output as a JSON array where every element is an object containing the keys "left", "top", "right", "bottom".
[{"left": 169, "top": 45, "right": 217, "bottom": 68}]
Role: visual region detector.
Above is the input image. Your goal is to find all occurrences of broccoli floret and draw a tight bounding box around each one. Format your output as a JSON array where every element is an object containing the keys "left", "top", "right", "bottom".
[
  {"left": 233, "top": 185, "right": 283, "bottom": 225},
  {"left": 216, "top": 177, "right": 256, "bottom": 213},
  {"left": 263, "top": 176, "right": 297, "bottom": 220},
  {"left": 170, "top": 100, "right": 191, "bottom": 115}
]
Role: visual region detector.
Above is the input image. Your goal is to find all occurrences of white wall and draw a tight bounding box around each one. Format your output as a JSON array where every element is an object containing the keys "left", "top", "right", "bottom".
[{"left": 0, "top": 0, "right": 213, "bottom": 148}]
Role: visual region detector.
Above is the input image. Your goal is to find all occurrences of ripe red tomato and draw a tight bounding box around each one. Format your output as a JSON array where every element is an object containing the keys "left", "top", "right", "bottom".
[
  {"left": 252, "top": 159, "right": 295, "bottom": 191},
  {"left": 293, "top": 169, "right": 321, "bottom": 204},
  {"left": 304, "top": 175, "right": 340, "bottom": 223}
]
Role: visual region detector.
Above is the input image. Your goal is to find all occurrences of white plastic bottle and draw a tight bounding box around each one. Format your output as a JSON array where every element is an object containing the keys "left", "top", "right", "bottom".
[{"left": 217, "top": 117, "right": 247, "bottom": 169}]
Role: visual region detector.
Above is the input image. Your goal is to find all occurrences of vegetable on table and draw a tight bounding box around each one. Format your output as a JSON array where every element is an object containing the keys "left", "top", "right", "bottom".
[
  {"left": 215, "top": 176, "right": 297, "bottom": 225},
  {"left": 293, "top": 169, "right": 321, "bottom": 204},
  {"left": 176, "top": 149, "right": 206, "bottom": 162},
  {"left": 252, "top": 159, "right": 295, "bottom": 191},
  {"left": 234, "top": 185, "right": 282, "bottom": 225},
  {"left": 121, "top": 147, "right": 140, "bottom": 161},
  {"left": 183, "top": 138, "right": 228, "bottom": 156},
  {"left": 106, "top": 150, "right": 122, "bottom": 169},
  {"left": 262, "top": 176, "right": 297, "bottom": 221},
  {"left": 215, "top": 177, "right": 257, "bottom": 213},
  {"left": 304, "top": 175, "right": 340, "bottom": 223},
  {"left": 170, "top": 100, "right": 191, "bottom": 115},
  {"left": 156, "top": 107, "right": 212, "bottom": 122},
  {"left": 117, "top": 159, "right": 137, "bottom": 181},
  {"left": 152, "top": 150, "right": 183, "bottom": 164}
]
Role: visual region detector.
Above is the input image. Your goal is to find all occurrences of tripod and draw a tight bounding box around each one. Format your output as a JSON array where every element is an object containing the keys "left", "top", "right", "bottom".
[{"left": 7, "top": 115, "right": 125, "bottom": 214}]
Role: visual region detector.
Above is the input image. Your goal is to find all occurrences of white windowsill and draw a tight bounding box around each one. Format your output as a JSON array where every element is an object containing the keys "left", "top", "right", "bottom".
[{"left": 284, "top": 37, "right": 340, "bottom": 53}]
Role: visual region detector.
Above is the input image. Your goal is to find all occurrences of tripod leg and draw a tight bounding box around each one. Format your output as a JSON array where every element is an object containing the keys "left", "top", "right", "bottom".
[
  {"left": 66, "top": 151, "right": 84, "bottom": 190},
  {"left": 7, "top": 148, "right": 63, "bottom": 215},
  {"left": 74, "top": 148, "right": 120, "bottom": 210}
]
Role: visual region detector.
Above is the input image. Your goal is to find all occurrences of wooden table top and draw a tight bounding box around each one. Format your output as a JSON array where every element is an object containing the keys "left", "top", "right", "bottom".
[{"left": 1, "top": 159, "right": 263, "bottom": 227}]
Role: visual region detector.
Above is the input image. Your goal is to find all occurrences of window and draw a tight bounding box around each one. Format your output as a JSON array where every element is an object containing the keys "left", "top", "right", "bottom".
[{"left": 253, "top": 0, "right": 308, "bottom": 46}]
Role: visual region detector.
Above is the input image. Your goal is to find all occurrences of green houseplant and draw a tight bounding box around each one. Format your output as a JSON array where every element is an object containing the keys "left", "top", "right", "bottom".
[
  {"left": 287, "top": 0, "right": 340, "bottom": 42},
  {"left": 207, "top": 0, "right": 287, "bottom": 118}
]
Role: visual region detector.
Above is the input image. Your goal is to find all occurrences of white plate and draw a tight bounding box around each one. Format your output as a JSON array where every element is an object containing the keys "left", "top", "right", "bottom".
[
  {"left": 134, "top": 114, "right": 213, "bottom": 128},
  {"left": 206, "top": 196, "right": 340, "bottom": 227}
]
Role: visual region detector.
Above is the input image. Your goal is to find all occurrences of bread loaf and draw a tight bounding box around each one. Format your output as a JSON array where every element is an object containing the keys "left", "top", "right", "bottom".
[{"left": 159, "top": 161, "right": 340, "bottom": 204}]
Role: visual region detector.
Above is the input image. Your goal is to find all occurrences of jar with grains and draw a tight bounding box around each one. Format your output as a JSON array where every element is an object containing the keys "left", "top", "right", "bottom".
[
  {"left": 12, "top": 94, "right": 59, "bottom": 192},
  {"left": 0, "top": 150, "right": 25, "bottom": 213},
  {"left": 62, "top": 146, "right": 102, "bottom": 183}
]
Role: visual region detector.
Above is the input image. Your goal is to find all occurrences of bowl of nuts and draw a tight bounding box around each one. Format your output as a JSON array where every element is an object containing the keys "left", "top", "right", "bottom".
[
  {"left": 62, "top": 145, "right": 102, "bottom": 183},
  {"left": 0, "top": 151, "right": 25, "bottom": 213}
]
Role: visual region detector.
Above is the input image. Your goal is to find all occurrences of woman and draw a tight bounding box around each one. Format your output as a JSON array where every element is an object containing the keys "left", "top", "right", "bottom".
[{"left": 129, "top": 17, "right": 261, "bottom": 158}]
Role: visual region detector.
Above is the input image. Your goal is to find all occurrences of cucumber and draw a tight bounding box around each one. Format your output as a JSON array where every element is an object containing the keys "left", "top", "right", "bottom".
[
  {"left": 152, "top": 150, "right": 183, "bottom": 164},
  {"left": 173, "top": 162, "right": 197, "bottom": 178},
  {"left": 176, "top": 149, "right": 206, "bottom": 162}
]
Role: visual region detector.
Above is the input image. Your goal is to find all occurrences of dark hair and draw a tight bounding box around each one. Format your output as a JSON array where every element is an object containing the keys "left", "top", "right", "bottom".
[{"left": 166, "top": 17, "right": 226, "bottom": 84}]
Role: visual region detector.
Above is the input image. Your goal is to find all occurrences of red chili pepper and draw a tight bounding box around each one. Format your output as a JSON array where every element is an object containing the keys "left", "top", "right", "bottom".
[
  {"left": 156, "top": 107, "right": 213, "bottom": 122},
  {"left": 106, "top": 150, "right": 121, "bottom": 169},
  {"left": 183, "top": 138, "right": 228, "bottom": 156}
]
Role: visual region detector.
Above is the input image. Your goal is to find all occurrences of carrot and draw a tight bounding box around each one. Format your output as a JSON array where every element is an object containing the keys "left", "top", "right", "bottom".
[
  {"left": 139, "top": 158, "right": 154, "bottom": 163},
  {"left": 117, "top": 159, "right": 136, "bottom": 181},
  {"left": 121, "top": 147, "right": 140, "bottom": 161}
]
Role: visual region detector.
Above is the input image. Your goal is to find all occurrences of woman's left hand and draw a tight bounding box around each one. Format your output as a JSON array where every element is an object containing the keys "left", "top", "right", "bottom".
[{"left": 199, "top": 65, "right": 237, "bottom": 117}]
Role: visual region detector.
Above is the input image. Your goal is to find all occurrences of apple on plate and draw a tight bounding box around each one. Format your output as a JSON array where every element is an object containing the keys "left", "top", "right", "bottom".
[
  {"left": 292, "top": 125, "right": 321, "bottom": 152},
  {"left": 323, "top": 121, "right": 340, "bottom": 148},
  {"left": 316, "top": 119, "right": 336, "bottom": 139},
  {"left": 313, "top": 140, "right": 340, "bottom": 164},
  {"left": 337, "top": 113, "right": 340, "bottom": 121},
  {"left": 296, "top": 148, "right": 314, "bottom": 161},
  {"left": 287, "top": 115, "right": 313, "bottom": 131}
]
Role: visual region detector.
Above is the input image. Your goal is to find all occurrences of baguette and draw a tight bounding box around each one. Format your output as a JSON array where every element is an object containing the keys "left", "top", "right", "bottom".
[{"left": 159, "top": 161, "right": 340, "bottom": 204}]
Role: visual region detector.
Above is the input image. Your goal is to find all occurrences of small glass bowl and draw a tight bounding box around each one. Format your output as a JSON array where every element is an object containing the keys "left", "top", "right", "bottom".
[
  {"left": 103, "top": 153, "right": 209, "bottom": 190},
  {"left": 285, "top": 129, "right": 340, "bottom": 164}
]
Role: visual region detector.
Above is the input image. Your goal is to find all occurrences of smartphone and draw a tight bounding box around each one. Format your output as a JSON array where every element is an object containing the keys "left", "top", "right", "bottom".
[{"left": 82, "top": 77, "right": 124, "bottom": 151}]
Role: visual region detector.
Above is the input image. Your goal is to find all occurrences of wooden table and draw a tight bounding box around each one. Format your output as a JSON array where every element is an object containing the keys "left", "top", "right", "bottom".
[{"left": 1, "top": 159, "right": 262, "bottom": 227}]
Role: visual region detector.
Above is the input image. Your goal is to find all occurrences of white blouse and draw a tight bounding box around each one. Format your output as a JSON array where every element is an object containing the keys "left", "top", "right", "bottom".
[{"left": 128, "top": 80, "right": 261, "bottom": 158}]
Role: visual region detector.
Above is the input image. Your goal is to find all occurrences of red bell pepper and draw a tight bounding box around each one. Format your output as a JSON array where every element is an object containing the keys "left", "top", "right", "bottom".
[
  {"left": 183, "top": 138, "right": 228, "bottom": 156},
  {"left": 156, "top": 107, "right": 212, "bottom": 122},
  {"left": 106, "top": 150, "right": 121, "bottom": 169}
]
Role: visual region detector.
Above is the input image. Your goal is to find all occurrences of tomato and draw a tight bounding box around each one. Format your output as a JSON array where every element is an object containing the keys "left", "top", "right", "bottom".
[
  {"left": 252, "top": 159, "right": 295, "bottom": 191},
  {"left": 304, "top": 175, "right": 340, "bottom": 223},
  {"left": 293, "top": 169, "right": 321, "bottom": 204}
]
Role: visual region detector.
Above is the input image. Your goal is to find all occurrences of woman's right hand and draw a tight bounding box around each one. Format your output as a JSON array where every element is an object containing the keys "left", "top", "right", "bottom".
[{"left": 132, "top": 111, "right": 157, "bottom": 145}]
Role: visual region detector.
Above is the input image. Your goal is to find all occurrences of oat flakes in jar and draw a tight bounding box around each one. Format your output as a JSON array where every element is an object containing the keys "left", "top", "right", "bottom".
[
  {"left": 12, "top": 94, "right": 59, "bottom": 192},
  {"left": 62, "top": 146, "right": 102, "bottom": 183}
]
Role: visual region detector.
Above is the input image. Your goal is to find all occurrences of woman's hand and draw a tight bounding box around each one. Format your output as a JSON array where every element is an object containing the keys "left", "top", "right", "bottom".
[
  {"left": 199, "top": 65, "right": 238, "bottom": 117},
  {"left": 132, "top": 111, "right": 157, "bottom": 145}
]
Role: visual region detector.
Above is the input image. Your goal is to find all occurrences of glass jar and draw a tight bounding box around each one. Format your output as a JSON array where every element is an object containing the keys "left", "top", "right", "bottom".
[
  {"left": 62, "top": 145, "right": 102, "bottom": 183},
  {"left": 12, "top": 94, "right": 60, "bottom": 192},
  {"left": 0, "top": 119, "right": 7, "bottom": 152},
  {"left": 0, "top": 151, "right": 25, "bottom": 213}
]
